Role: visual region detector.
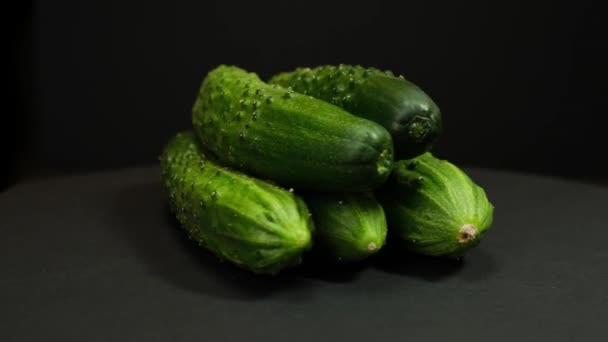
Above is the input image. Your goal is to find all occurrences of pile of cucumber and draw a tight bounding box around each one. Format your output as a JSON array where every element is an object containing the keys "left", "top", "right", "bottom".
[{"left": 160, "top": 65, "right": 494, "bottom": 275}]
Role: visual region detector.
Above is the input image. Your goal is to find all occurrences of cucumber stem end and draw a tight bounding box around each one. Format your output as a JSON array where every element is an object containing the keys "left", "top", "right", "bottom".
[{"left": 457, "top": 224, "right": 477, "bottom": 243}]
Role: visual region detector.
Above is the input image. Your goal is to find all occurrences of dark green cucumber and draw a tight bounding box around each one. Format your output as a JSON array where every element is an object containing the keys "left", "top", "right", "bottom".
[
  {"left": 192, "top": 65, "right": 394, "bottom": 192},
  {"left": 160, "top": 131, "right": 314, "bottom": 274},
  {"left": 270, "top": 65, "right": 442, "bottom": 158},
  {"left": 306, "top": 193, "right": 387, "bottom": 262},
  {"left": 377, "top": 153, "right": 493, "bottom": 257}
]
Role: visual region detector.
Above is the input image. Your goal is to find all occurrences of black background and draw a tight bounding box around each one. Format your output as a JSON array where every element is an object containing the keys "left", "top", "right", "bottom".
[{"left": 6, "top": 0, "right": 607, "bottom": 190}]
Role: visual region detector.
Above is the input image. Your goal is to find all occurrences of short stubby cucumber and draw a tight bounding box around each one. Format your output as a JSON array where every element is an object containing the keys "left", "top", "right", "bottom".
[
  {"left": 160, "top": 131, "right": 314, "bottom": 274},
  {"left": 305, "top": 193, "right": 387, "bottom": 262},
  {"left": 192, "top": 65, "right": 394, "bottom": 192},
  {"left": 377, "top": 153, "right": 493, "bottom": 257},
  {"left": 270, "top": 65, "right": 442, "bottom": 158}
]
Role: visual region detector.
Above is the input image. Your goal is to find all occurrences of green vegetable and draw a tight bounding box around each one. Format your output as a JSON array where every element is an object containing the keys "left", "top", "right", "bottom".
[
  {"left": 160, "top": 131, "right": 314, "bottom": 274},
  {"left": 377, "top": 153, "right": 493, "bottom": 257},
  {"left": 306, "top": 193, "right": 387, "bottom": 262},
  {"left": 192, "top": 65, "right": 394, "bottom": 192},
  {"left": 270, "top": 65, "right": 442, "bottom": 158}
]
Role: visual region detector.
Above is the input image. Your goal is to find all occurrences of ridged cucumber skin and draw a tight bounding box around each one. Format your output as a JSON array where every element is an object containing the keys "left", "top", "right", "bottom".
[
  {"left": 270, "top": 65, "right": 442, "bottom": 159},
  {"left": 305, "top": 192, "right": 387, "bottom": 262},
  {"left": 192, "top": 65, "right": 394, "bottom": 192},
  {"left": 160, "top": 132, "right": 314, "bottom": 275},
  {"left": 377, "top": 153, "right": 493, "bottom": 257}
]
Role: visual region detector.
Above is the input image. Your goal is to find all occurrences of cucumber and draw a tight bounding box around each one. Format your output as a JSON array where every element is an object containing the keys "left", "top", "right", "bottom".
[
  {"left": 377, "top": 153, "right": 493, "bottom": 257},
  {"left": 270, "top": 65, "right": 442, "bottom": 158},
  {"left": 192, "top": 65, "right": 394, "bottom": 192},
  {"left": 305, "top": 193, "right": 387, "bottom": 262},
  {"left": 160, "top": 131, "right": 314, "bottom": 274}
]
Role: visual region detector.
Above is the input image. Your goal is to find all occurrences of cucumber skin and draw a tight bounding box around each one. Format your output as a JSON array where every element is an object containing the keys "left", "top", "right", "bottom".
[
  {"left": 305, "top": 192, "right": 387, "bottom": 262},
  {"left": 377, "top": 153, "right": 494, "bottom": 257},
  {"left": 270, "top": 65, "right": 442, "bottom": 159},
  {"left": 192, "top": 65, "right": 394, "bottom": 192},
  {"left": 160, "top": 132, "right": 314, "bottom": 275}
]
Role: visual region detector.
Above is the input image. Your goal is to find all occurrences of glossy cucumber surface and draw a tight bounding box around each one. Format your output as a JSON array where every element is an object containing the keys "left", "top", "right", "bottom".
[
  {"left": 193, "top": 65, "right": 394, "bottom": 192},
  {"left": 378, "top": 153, "right": 493, "bottom": 257},
  {"left": 160, "top": 131, "right": 314, "bottom": 274},
  {"left": 270, "top": 65, "right": 441, "bottom": 158},
  {"left": 306, "top": 192, "right": 387, "bottom": 262}
]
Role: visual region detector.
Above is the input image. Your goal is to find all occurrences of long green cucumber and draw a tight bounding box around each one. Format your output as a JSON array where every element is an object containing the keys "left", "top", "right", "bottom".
[
  {"left": 377, "top": 153, "right": 494, "bottom": 257},
  {"left": 270, "top": 65, "right": 442, "bottom": 158},
  {"left": 192, "top": 65, "right": 394, "bottom": 192},
  {"left": 160, "top": 131, "right": 314, "bottom": 274},
  {"left": 306, "top": 193, "right": 387, "bottom": 262}
]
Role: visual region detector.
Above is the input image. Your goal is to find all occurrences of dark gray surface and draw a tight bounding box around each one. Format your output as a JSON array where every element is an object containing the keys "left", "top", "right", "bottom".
[{"left": 1, "top": 166, "right": 607, "bottom": 341}]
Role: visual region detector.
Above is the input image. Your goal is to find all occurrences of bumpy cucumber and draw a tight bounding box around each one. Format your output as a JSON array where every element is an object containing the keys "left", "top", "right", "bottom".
[
  {"left": 270, "top": 65, "right": 442, "bottom": 158},
  {"left": 305, "top": 193, "right": 387, "bottom": 262},
  {"left": 192, "top": 65, "right": 394, "bottom": 192},
  {"left": 160, "top": 132, "right": 314, "bottom": 274},
  {"left": 377, "top": 153, "right": 493, "bottom": 257}
]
